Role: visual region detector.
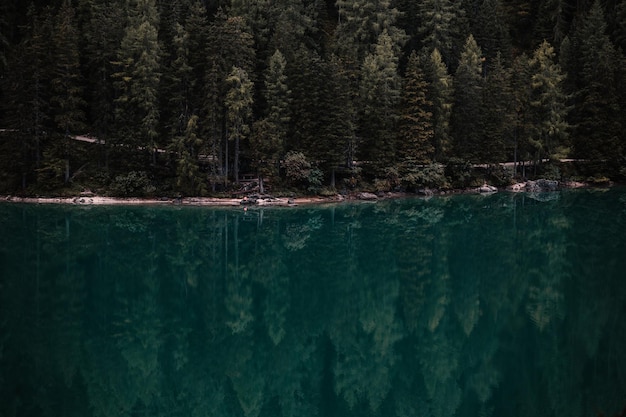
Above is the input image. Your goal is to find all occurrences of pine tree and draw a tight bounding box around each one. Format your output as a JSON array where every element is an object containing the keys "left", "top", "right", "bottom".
[
  {"left": 398, "top": 51, "right": 434, "bottom": 171},
  {"left": 573, "top": 1, "right": 623, "bottom": 162},
  {"left": 529, "top": 40, "right": 570, "bottom": 162},
  {"left": 534, "top": 0, "right": 572, "bottom": 47},
  {"left": 264, "top": 49, "right": 291, "bottom": 149},
  {"left": 335, "top": 0, "right": 406, "bottom": 64},
  {"left": 225, "top": 66, "right": 254, "bottom": 184},
  {"left": 423, "top": 48, "right": 454, "bottom": 162},
  {"left": 249, "top": 119, "right": 281, "bottom": 193},
  {"left": 249, "top": 49, "right": 291, "bottom": 192},
  {"left": 185, "top": 1, "right": 209, "bottom": 114},
  {"left": 44, "top": 0, "right": 85, "bottom": 185},
  {"left": 510, "top": 53, "right": 533, "bottom": 176},
  {"left": 171, "top": 115, "right": 205, "bottom": 195},
  {"left": 359, "top": 30, "right": 402, "bottom": 176},
  {"left": 1, "top": 5, "right": 53, "bottom": 189},
  {"left": 165, "top": 22, "right": 193, "bottom": 138},
  {"left": 418, "top": 0, "right": 469, "bottom": 69},
  {"left": 82, "top": 0, "right": 126, "bottom": 153},
  {"left": 481, "top": 53, "right": 513, "bottom": 163},
  {"left": 474, "top": 0, "right": 512, "bottom": 63},
  {"left": 205, "top": 11, "right": 255, "bottom": 184},
  {"left": 451, "top": 35, "right": 484, "bottom": 162},
  {"left": 113, "top": 0, "right": 162, "bottom": 167}
]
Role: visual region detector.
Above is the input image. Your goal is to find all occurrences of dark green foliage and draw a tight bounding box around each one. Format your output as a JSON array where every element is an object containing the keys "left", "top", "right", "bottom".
[
  {"left": 570, "top": 1, "right": 623, "bottom": 163},
  {"left": 451, "top": 35, "right": 484, "bottom": 162},
  {"left": 359, "top": 30, "right": 402, "bottom": 176},
  {"left": 397, "top": 51, "right": 434, "bottom": 172},
  {"left": 417, "top": 0, "right": 469, "bottom": 68},
  {"left": 528, "top": 40, "right": 570, "bottom": 161},
  {"left": 282, "top": 150, "right": 322, "bottom": 190},
  {"left": 0, "top": 0, "right": 624, "bottom": 194},
  {"left": 481, "top": 53, "right": 513, "bottom": 163},
  {"left": 112, "top": 0, "right": 162, "bottom": 166},
  {"left": 171, "top": 115, "right": 205, "bottom": 195},
  {"left": 110, "top": 170, "right": 156, "bottom": 196},
  {"left": 422, "top": 48, "right": 453, "bottom": 162},
  {"left": 44, "top": 0, "right": 85, "bottom": 185}
]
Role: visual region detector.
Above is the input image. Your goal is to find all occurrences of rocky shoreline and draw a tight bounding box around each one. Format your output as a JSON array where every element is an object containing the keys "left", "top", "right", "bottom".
[{"left": 0, "top": 179, "right": 599, "bottom": 207}]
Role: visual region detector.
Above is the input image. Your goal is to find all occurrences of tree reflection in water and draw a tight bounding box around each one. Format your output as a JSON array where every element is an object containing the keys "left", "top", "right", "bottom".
[{"left": 1, "top": 189, "right": 625, "bottom": 417}]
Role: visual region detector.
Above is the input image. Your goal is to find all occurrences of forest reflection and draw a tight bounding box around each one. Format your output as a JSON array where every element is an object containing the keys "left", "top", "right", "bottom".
[{"left": 1, "top": 190, "right": 626, "bottom": 417}]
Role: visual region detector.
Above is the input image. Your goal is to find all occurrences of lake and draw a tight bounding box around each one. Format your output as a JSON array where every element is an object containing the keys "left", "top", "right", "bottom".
[{"left": 1, "top": 188, "right": 625, "bottom": 417}]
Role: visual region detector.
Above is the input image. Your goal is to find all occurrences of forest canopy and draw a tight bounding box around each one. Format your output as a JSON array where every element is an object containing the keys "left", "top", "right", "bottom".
[{"left": 0, "top": 0, "right": 625, "bottom": 195}]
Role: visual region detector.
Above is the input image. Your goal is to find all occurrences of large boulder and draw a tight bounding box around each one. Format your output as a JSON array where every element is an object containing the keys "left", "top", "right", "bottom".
[
  {"left": 357, "top": 192, "right": 378, "bottom": 201},
  {"left": 526, "top": 179, "right": 559, "bottom": 192},
  {"left": 478, "top": 184, "right": 498, "bottom": 193}
]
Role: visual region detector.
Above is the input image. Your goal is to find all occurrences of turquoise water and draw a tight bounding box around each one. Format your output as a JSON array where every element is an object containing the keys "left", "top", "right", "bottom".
[{"left": 1, "top": 189, "right": 626, "bottom": 417}]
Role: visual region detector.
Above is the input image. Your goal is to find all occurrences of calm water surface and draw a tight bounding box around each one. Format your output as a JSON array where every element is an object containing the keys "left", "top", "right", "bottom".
[{"left": 1, "top": 189, "right": 626, "bottom": 417}]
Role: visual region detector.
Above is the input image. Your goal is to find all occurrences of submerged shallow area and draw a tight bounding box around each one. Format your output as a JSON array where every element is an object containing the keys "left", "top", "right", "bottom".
[{"left": 1, "top": 188, "right": 625, "bottom": 417}]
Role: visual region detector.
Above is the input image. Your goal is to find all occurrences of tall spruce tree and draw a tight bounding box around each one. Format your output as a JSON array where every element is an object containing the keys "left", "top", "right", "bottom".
[
  {"left": 451, "top": 35, "right": 484, "bottom": 162},
  {"left": 264, "top": 49, "right": 291, "bottom": 149},
  {"left": 1, "top": 5, "right": 53, "bottom": 189},
  {"left": 185, "top": 1, "right": 210, "bottom": 115},
  {"left": 165, "top": 22, "right": 193, "bottom": 138},
  {"left": 359, "top": 30, "right": 402, "bottom": 177},
  {"left": 171, "top": 114, "right": 205, "bottom": 194},
  {"left": 398, "top": 51, "right": 434, "bottom": 170},
  {"left": 423, "top": 48, "right": 454, "bottom": 162},
  {"left": 44, "top": 0, "right": 85, "bottom": 185},
  {"left": 418, "top": 0, "right": 468, "bottom": 69},
  {"left": 205, "top": 11, "right": 255, "bottom": 185},
  {"left": 481, "top": 53, "right": 513, "bottom": 163},
  {"left": 113, "top": 0, "right": 162, "bottom": 167},
  {"left": 474, "top": 0, "right": 512, "bottom": 63},
  {"left": 82, "top": 0, "right": 125, "bottom": 154},
  {"left": 529, "top": 40, "right": 570, "bottom": 163},
  {"left": 335, "top": 0, "right": 405, "bottom": 63},
  {"left": 397, "top": 51, "right": 437, "bottom": 189},
  {"left": 249, "top": 49, "right": 291, "bottom": 192},
  {"left": 510, "top": 53, "right": 533, "bottom": 176},
  {"left": 225, "top": 66, "right": 254, "bottom": 184},
  {"left": 573, "top": 1, "right": 623, "bottom": 162}
]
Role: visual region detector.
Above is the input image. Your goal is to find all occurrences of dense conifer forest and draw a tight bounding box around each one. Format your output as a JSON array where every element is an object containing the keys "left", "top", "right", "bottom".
[{"left": 0, "top": 0, "right": 625, "bottom": 196}]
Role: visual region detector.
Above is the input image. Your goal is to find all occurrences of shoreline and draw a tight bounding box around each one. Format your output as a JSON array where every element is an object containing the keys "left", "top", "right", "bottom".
[
  {"left": 0, "top": 194, "right": 341, "bottom": 207},
  {"left": 0, "top": 180, "right": 608, "bottom": 208}
]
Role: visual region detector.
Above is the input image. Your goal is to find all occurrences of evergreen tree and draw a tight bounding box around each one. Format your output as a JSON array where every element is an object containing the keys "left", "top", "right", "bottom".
[
  {"left": 205, "top": 11, "right": 255, "bottom": 184},
  {"left": 481, "top": 53, "right": 513, "bottom": 163},
  {"left": 451, "top": 35, "right": 484, "bottom": 162},
  {"left": 335, "top": 0, "right": 405, "bottom": 64},
  {"left": 418, "top": 0, "right": 469, "bottom": 68},
  {"left": 359, "top": 30, "right": 402, "bottom": 176},
  {"left": 225, "top": 66, "right": 254, "bottom": 184},
  {"left": 113, "top": 0, "right": 162, "bottom": 167},
  {"left": 249, "top": 49, "right": 291, "bottom": 192},
  {"left": 573, "top": 1, "right": 623, "bottom": 162},
  {"left": 423, "top": 48, "right": 454, "bottom": 162},
  {"left": 474, "top": 0, "right": 512, "bottom": 63},
  {"left": 165, "top": 22, "right": 193, "bottom": 138},
  {"left": 43, "top": 0, "right": 86, "bottom": 185},
  {"left": 1, "top": 5, "right": 53, "bottom": 189},
  {"left": 171, "top": 115, "right": 205, "bottom": 195},
  {"left": 529, "top": 40, "right": 570, "bottom": 162},
  {"left": 185, "top": 1, "right": 209, "bottom": 114},
  {"left": 397, "top": 51, "right": 434, "bottom": 175},
  {"left": 510, "top": 53, "right": 534, "bottom": 176},
  {"left": 249, "top": 118, "right": 281, "bottom": 193},
  {"left": 264, "top": 49, "right": 291, "bottom": 149},
  {"left": 82, "top": 0, "right": 126, "bottom": 152},
  {"left": 534, "top": 0, "right": 572, "bottom": 47}
]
